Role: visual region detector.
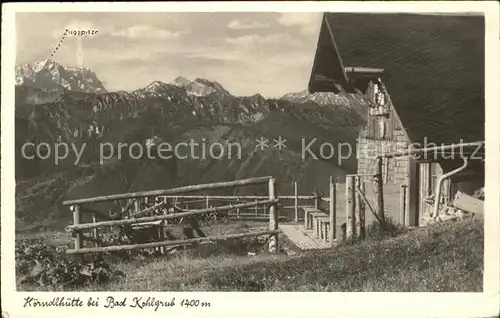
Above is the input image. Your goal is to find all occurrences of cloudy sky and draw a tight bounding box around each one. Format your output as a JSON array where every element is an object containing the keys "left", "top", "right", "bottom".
[{"left": 16, "top": 12, "right": 323, "bottom": 97}]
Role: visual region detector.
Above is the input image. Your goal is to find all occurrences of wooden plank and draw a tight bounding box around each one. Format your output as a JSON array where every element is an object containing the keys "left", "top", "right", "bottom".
[
  {"left": 359, "top": 180, "right": 366, "bottom": 240},
  {"left": 268, "top": 178, "right": 278, "bottom": 253},
  {"left": 329, "top": 176, "right": 336, "bottom": 244},
  {"left": 63, "top": 176, "right": 274, "bottom": 205},
  {"left": 303, "top": 207, "right": 322, "bottom": 229},
  {"left": 315, "top": 217, "right": 320, "bottom": 237},
  {"left": 374, "top": 158, "right": 385, "bottom": 224},
  {"left": 346, "top": 176, "right": 355, "bottom": 240},
  {"left": 160, "top": 195, "right": 318, "bottom": 200},
  {"left": 309, "top": 211, "right": 328, "bottom": 218},
  {"left": 303, "top": 207, "right": 321, "bottom": 212},
  {"left": 134, "top": 199, "right": 140, "bottom": 218},
  {"left": 400, "top": 184, "right": 407, "bottom": 225},
  {"left": 279, "top": 224, "right": 331, "bottom": 250},
  {"left": 316, "top": 216, "right": 330, "bottom": 222},
  {"left": 407, "top": 159, "right": 419, "bottom": 226},
  {"left": 418, "top": 163, "right": 427, "bottom": 218},
  {"left": 67, "top": 229, "right": 282, "bottom": 254},
  {"left": 294, "top": 181, "right": 299, "bottom": 222},
  {"left": 355, "top": 176, "right": 361, "bottom": 238},
  {"left": 73, "top": 204, "right": 82, "bottom": 250},
  {"left": 157, "top": 224, "right": 165, "bottom": 255},
  {"left": 304, "top": 206, "right": 309, "bottom": 228},
  {"left": 92, "top": 213, "right": 100, "bottom": 247},
  {"left": 318, "top": 219, "right": 326, "bottom": 241},
  {"left": 453, "top": 191, "right": 484, "bottom": 215},
  {"left": 131, "top": 220, "right": 165, "bottom": 228}
]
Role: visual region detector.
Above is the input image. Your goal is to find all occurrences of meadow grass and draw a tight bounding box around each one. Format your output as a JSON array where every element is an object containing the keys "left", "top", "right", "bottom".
[{"left": 70, "top": 218, "right": 483, "bottom": 292}]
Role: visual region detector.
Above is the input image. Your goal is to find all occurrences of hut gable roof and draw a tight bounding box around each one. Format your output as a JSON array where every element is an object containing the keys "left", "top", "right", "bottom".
[{"left": 309, "top": 13, "right": 485, "bottom": 145}]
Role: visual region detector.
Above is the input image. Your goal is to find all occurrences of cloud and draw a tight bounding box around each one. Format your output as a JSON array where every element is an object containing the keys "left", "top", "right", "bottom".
[
  {"left": 110, "top": 25, "right": 182, "bottom": 39},
  {"left": 227, "top": 19, "right": 270, "bottom": 30},
  {"left": 276, "top": 13, "right": 322, "bottom": 34},
  {"left": 16, "top": 12, "right": 317, "bottom": 97},
  {"left": 184, "top": 48, "right": 242, "bottom": 62},
  {"left": 225, "top": 33, "right": 301, "bottom": 48}
]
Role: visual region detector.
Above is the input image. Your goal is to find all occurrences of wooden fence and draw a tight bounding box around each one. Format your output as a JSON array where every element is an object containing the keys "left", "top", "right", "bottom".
[
  {"left": 344, "top": 160, "right": 386, "bottom": 241},
  {"left": 157, "top": 182, "right": 322, "bottom": 222},
  {"left": 63, "top": 176, "right": 283, "bottom": 255},
  {"left": 344, "top": 157, "right": 408, "bottom": 241},
  {"left": 63, "top": 172, "right": 398, "bottom": 254}
]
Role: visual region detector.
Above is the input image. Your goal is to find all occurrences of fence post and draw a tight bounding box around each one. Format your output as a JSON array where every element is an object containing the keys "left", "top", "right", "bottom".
[
  {"left": 72, "top": 204, "right": 83, "bottom": 250},
  {"left": 400, "top": 184, "right": 407, "bottom": 225},
  {"left": 304, "top": 195, "right": 309, "bottom": 229},
  {"left": 359, "top": 180, "right": 366, "bottom": 240},
  {"left": 294, "top": 181, "right": 298, "bottom": 222},
  {"left": 92, "top": 213, "right": 100, "bottom": 247},
  {"left": 329, "top": 176, "right": 336, "bottom": 245},
  {"left": 355, "top": 176, "right": 362, "bottom": 239},
  {"left": 268, "top": 178, "right": 278, "bottom": 253},
  {"left": 314, "top": 195, "right": 319, "bottom": 209},
  {"left": 158, "top": 221, "right": 165, "bottom": 255},
  {"left": 206, "top": 196, "right": 209, "bottom": 209},
  {"left": 134, "top": 199, "right": 140, "bottom": 218},
  {"left": 345, "top": 176, "right": 355, "bottom": 241},
  {"left": 374, "top": 157, "right": 386, "bottom": 228}
]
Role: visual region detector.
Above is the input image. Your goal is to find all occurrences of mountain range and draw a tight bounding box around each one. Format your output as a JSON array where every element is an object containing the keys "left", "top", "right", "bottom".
[
  {"left": 15, "top": 60, "right": 367, "bottom": 231},
  {"left": 16, "top": 59, "right": 107, "bottom": 94}
]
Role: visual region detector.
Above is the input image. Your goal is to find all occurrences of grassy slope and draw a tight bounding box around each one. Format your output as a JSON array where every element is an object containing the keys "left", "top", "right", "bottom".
[{"left": 71, "top": 218, "right": 482, "bottom": 292}]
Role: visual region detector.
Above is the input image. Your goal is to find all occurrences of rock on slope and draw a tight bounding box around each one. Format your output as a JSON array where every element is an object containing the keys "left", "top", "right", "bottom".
[{"left": 282, "top": 89, "right": 368, "bottom": 120}]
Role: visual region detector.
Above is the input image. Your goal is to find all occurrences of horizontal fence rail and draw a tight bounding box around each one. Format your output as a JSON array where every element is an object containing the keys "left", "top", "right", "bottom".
[
  {"left": 62, "top": 176, "right": 274, "bottom": 206},
  {"left": 67, "top": 229, "right": 282, "bottom": 255},
  {"left": 159, "top": 195, "right": 320, "bottom": 200},
  {"left": 66, "top": 199, "right": 279, "bottom": 232}
]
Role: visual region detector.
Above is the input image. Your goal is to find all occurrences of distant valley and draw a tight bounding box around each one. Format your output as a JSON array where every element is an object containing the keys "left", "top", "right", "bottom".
[{"left": 15, "top": 60, "right": 367, "bottom": 231}]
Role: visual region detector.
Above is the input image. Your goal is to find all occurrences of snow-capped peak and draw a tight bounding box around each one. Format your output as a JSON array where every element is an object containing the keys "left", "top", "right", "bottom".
[
  {"left": 170, "top": 76, "right": 231, "bottom": 97},
  {"left": 171, "top": 76, "right": 192, "bottom": 87},
  {"left": 282, "top": 89, "right": 354, "bottom": 107},
  {"left": 144, "top": 81, "right": 169, "bottom": 93},
  {"left": 15, "top": 59, "right": 107, "bottom": 94}
]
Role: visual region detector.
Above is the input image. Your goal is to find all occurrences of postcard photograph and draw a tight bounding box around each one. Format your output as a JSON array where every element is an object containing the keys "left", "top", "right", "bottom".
[{"left": 2, "top": 2, "right": 499, "bottom": 318}]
